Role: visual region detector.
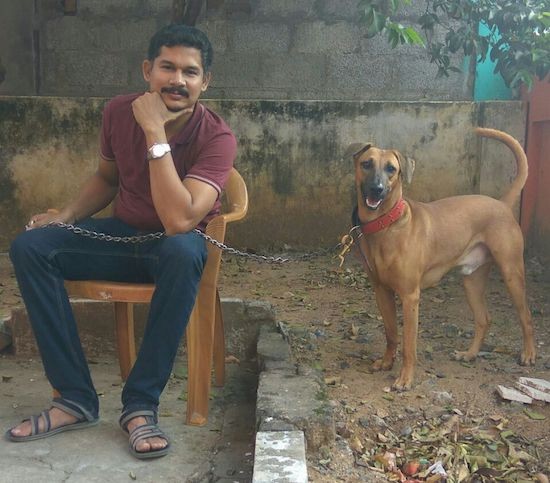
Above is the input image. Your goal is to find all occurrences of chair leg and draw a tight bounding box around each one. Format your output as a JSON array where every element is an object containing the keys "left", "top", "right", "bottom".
[
  {"left": 114, "top": 302, "right": 136, "bottom": 381},
  {"left": 186, "top": 302, "right": 215, "bottom": 426},
  {"left": 213, "top": 290, "right": 225, "bottom": 387}
]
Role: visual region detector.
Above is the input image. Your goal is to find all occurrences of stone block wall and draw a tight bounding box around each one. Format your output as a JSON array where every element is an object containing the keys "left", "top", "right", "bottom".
[{"left": 0, "top": 0, "right": 471, "bottom": 101}]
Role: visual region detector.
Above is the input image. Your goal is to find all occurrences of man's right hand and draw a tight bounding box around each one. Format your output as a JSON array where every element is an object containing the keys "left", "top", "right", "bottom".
[
  {"left": 132, "top": 92, "right": 193, "bottom": 138},
  {"left": 25, "top": 209, "right": 76, "bottom": 231}
]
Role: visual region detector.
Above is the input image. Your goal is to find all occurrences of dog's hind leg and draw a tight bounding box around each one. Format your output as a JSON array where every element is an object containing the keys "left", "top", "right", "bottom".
[
  {"left": 372, "top": 285, "right": 398, "bottom": 372},
  {"left": 497, "top": 258, "right": 536, "bottom": 365},
  {"left": 455, "top": 262, "right": 492, "bottom": 362}
]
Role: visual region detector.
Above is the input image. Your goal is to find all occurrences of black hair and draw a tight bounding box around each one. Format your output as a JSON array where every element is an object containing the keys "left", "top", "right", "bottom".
[{"left": 147, "top": 24, "right": 213, "bottom": 73}]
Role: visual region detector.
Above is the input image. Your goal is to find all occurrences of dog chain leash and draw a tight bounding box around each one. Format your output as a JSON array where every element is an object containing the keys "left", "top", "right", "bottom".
[
  {"left": 38, "top": 222, "right": 362, "bottom": 265},
  {"left": 42, "top": 222, "right": 289, "bottom": 263}
]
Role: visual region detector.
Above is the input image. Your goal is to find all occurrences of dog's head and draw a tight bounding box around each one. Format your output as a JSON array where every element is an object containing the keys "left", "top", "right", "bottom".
[{"left": 346, "top": 142, "right": 415, "bottom": 211}]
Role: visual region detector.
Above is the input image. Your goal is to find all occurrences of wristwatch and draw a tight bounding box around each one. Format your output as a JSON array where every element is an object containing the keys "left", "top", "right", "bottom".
[{"left": 146, "top": 143, "right": 171, "bottom": 160}]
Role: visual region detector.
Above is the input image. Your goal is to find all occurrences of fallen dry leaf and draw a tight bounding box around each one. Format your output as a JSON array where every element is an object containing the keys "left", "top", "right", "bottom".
[{"left": 349, "top": 435, "right": 364, "bottom": 453}]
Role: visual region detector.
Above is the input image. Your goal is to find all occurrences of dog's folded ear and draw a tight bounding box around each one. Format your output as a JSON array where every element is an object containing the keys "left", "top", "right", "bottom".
[
  {"left": 392, "top": 150, "right": 416, "bottom": 184},
  {"left": 343, "top": 142, "right": 373, "bottom": 161}
]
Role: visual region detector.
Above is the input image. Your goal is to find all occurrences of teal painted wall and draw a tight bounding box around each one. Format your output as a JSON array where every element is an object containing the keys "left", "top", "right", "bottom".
[{"left": 473, "top": 23, "right": 513, "bottom": 101}]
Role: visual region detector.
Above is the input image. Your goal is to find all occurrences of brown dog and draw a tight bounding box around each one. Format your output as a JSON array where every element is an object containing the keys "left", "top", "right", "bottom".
[{"left": 348, "top": 128, "right": 536, "bottom": 390}]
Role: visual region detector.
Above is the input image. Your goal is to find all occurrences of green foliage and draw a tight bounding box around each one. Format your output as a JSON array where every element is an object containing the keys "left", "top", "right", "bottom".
[{"left": 357, "top": 0, "right": 550, "bottom": 89}]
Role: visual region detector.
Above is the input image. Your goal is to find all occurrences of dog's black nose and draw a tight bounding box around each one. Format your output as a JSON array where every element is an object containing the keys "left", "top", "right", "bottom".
[{"left": 369, "top": 183, "right": 384, "bottom": 196}]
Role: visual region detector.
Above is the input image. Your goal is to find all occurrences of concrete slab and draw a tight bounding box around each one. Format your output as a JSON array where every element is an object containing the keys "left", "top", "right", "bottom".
[
  {"left": 0, "top": 355, "right": 255, "bottom": 483},
  {"left": 253, "top": 431, "right": 307, "bottom": 483},
  {"left": 256, "top": 370, "right": 335, "bottom": 452}
]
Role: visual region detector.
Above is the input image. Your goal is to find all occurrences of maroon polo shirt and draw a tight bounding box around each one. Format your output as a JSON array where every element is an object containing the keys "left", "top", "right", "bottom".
[{"left": 99, "top": 93, "right": 237, "bottom": 232}]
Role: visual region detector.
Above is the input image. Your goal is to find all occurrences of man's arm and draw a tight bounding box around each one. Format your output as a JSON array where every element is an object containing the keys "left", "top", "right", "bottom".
[
  {"left": 132, "top": 92, "right": 219, "bottom": 236},
  {"left": 149, "top": 163, "right": 219, "bottom": 236},
  {"left": 27, "top": 159, "right": 119, "bottom": 228}
]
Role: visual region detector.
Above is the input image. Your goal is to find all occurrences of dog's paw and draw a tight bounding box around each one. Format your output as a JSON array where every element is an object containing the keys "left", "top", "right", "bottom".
[
  {"left": 520, "top": 349, "right": 536, "bottom": 366},
  {"left": 372, "top": 358, "right": 393, "bottom": 372},
  {"left": 453, "top": 350, "right": 477, "bottom": 362},
  {"left": 392, "top": 377, "right": 413, "bottom": 392}
]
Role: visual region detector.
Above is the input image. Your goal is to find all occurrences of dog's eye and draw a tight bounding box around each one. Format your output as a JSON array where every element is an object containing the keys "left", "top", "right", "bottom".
[
  {"left": 360, "top": 159, "right": 372, "bottom": 170},
  {"left": 385, "top": 164, "right": 397, "bottom": 174}
]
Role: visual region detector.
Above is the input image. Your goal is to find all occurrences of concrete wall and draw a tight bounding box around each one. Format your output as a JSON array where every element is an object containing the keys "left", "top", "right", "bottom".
[
  {"left": 0, "top": 0, "right": 471, "bottom": 101},
  {"left": 0, "top": 96, "right": 526, "bottom": 252},
  {"left": 0, "top": 0, "right": 36, "bottom": 95}
]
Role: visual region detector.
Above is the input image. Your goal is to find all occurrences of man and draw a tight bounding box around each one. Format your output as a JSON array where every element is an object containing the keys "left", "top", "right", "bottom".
[{"left": 6, "top": 24, "right": 236, "bottom": 459}]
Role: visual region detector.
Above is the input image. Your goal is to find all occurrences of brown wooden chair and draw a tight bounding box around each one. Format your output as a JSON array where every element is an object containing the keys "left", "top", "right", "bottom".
[{"left": 58, "top": 168, "right": 248, "bottom": 426}]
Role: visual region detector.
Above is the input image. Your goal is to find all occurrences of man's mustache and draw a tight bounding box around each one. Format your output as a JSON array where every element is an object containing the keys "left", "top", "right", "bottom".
[{"left": 161, "top": 86, "right": 189, "bottom": 97}]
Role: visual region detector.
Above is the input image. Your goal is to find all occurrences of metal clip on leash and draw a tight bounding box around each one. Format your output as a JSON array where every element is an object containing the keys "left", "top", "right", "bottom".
[{"left": 335, "top": 226, "right": 362, "bottom": 269}]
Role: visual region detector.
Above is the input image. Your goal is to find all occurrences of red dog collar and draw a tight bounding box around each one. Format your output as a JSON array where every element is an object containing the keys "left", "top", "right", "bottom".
[{"left": 361, "top": 199, "right": 406, "bottom": 235}]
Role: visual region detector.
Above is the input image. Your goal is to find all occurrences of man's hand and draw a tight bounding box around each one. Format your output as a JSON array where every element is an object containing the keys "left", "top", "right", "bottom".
[
  {"left": 25, "top": 209, "right": 76, "bottom": 231},
  {"left": 131, "top": 92, "right": 193, "bottom": 136}
]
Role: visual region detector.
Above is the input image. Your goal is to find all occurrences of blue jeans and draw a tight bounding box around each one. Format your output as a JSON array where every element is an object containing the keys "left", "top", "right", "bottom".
[{"left": 9, "top": 217, "right": 207, "bottom": 419}]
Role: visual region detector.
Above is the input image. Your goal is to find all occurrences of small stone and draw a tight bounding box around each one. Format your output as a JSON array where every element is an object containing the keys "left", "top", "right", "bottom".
[
  {"left": 376, "top": 408, "right": 389, "bottom": 419},
  {"left": 431, "top": 391, "right": 453, "bottom": 404},
  {"left": 335, "top": 422, "right": 352, "bottom": 438},
  {"left": 444, "top": 324, "right": 460, "bottom": 337},
  {"left": 358, "top": 417, "right": 369, "bottom": 428},
  {"left": 423, "top": 406, "right": 445, "bottom": 420},
  {"left": 344, "top": 404, "right": 356, "bottom": 414},
  {"left": 324, "top": 376, "right": 342, "bottom": 385},
  {"left": 371, "top": 415, "right": 387, "bottom": 427},
  {"left": 400, "top": 426, "right": 412, "bottom": 437}
]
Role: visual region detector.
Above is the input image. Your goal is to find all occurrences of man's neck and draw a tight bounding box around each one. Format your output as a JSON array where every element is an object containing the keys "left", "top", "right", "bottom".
[{"left": 166, "top": 103, "right": 197, "bottom": 139}]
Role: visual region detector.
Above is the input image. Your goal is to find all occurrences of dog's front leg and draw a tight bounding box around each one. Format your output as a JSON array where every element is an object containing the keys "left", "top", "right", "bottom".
[
  {"left": 393, "top": 289, "right": 420, "bottom": 391},
  {"left": 372, "top": 285, "right": 398, "bottom": 372}
]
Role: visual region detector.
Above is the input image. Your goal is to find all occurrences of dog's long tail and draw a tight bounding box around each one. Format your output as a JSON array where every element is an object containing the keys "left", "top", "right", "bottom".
[{"left": 475, "top": 127, "right": 528, "bottom": 208}]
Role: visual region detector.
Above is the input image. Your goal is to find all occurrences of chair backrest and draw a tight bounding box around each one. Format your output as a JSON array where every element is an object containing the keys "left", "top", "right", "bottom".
[{"left": 222, "top": 168, "right": 248, "bottom": 223}]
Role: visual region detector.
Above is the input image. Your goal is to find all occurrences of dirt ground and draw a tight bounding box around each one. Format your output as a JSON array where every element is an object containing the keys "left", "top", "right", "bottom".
[
  {"left": 2, "top": 249, "right": 549, "bottom": 482},
  {"left": 218, "top": 250, "right": 550, "bottom": 482}
]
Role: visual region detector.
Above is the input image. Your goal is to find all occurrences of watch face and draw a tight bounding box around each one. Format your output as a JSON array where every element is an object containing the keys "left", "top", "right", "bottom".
[
  {"left": 149, "top": 143, "right": 170, "bottom": 159},
  {"left": 152, "top": 145, "right": 165, "bottom": 157}
]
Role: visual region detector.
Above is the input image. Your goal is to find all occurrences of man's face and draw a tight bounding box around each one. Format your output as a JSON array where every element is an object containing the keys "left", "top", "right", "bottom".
[{"left": 142, "top": 45, "right": 210, "bottom": 112}]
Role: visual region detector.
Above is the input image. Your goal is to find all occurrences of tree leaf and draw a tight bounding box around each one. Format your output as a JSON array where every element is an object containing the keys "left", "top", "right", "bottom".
[{"left": 523, "top": 408, "right": 546, "bottom": 420}]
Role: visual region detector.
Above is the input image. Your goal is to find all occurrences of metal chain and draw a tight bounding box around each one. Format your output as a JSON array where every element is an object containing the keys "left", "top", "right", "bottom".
[
  {"left": 44, "top": 222, "right": 165, "bottom": 243},
  {"left": 44, "top": 221, "right": 346, "bottom": 264},
  {"left": 43, "top": 222, "right": 361, "bottom": 264},
  {"left": 198, "top": 230, "right": 291, "bottom": 263}
]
